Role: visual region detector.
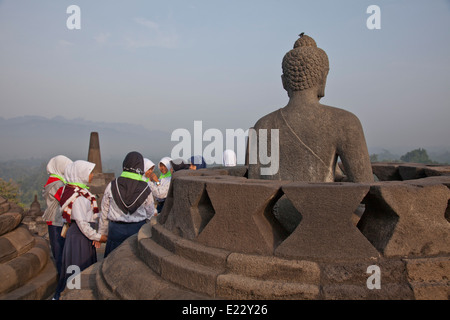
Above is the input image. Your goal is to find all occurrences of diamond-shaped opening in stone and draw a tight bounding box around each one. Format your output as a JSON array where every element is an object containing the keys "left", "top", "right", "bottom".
[
  {"left": 357, "top": 191, "right": 400, "bottom": 254},
  {"left": 263, "top": 189, "right": 292, "bottom": 248},
  {"left": 352, "top": 202, "right": 366, "bottom": 226},
  {"left": 272, "top": 193, "right": 303, "bottom": 235},
  {"left": 197, "top": 188, "right": 215, "bottom": 234}
]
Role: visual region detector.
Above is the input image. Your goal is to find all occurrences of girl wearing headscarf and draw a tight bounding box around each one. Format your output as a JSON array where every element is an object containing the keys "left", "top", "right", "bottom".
[
  {"left": 143, "top": 158, "right": 156, "bottom": 183},
  {"left": 149, "top": 156, "right": 172, "bottom": 213},
  {"left": 42, "top": 155, "right": 72, "bottom": 277},
  {"left": 54, "top": 160, "right": 106, "bottom": 300},
  {"left": 100, "top": 152, "right": 155, "bottom": 258},
  {"left": 223, "top": 149, "right": 237, "bottom": 167}
]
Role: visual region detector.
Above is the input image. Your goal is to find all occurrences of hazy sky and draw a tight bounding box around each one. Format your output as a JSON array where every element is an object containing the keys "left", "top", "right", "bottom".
[{"left": 1, "top": 0, "right": 449, "bottom": 154}]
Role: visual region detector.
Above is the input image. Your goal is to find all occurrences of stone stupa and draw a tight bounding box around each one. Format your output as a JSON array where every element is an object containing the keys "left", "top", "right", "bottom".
[
  {"left": 22, "top": 195, "right": 47, "bottom": 237},
  {"left": 60, "top": 35, "right": 450, "bottom": 300},
  {"left": 0, "top": 195, "right": 57, "bottom": 299},
  {"left": 86, "top": 132, "right": 115, "bottom": 205}
]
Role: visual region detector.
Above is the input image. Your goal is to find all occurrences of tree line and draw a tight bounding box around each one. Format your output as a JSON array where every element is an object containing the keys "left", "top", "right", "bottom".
[{"left": 370, "top": 148, "right": 446, "bottom": 164}]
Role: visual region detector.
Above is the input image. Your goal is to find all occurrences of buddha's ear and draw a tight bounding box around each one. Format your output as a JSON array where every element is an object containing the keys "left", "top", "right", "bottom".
[
  {"left": 281, "top": 74, "right": 292, "bottom": 98},
  {"left": 318, "top": 69, "right": 329, "bottom": 99}
]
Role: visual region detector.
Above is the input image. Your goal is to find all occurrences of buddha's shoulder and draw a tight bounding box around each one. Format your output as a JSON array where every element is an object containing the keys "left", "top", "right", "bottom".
[
  {"left": 252, "top": 109, "right": 283, "bottom": 129},
  {"left": 321, "top": 104, "right": 361, "bottom": 124}
]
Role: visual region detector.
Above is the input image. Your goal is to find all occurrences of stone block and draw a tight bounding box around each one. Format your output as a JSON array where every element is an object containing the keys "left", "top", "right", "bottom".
[
  {"left": 138, "top": 237, "right": 173, "bottom": 275},
  {"left": 1, "top": 255, "right": 57, "bottom": 300},
  {"left": 175, "top": 238, "right": 230, "bottom": 271},
  {"left": 210, "top": 165, "right": 248, "bottom": 177},
  {"left": 162, "top": 176, "right": 217, "bottom": 239},
  {"left": 321, "top": 261, "right": 377, "bottom": 286},
  {"left": 358, "top": 182, "right": 450, "bottom": 257},
  {"left": 0, "top": 212, "right": 22, "bottom": 236},
  {"left": 371, "top": 163, "right": 402, "bottom": 181},
  {"left": 0, "top": 264, "right": 18, "bottom": 296},
  {"left": 0, "top": 238, "right": 17, "bottom": 264},
  {"left": 0, "top": 225, "right": 35, "bottom": 263},
  {"left": 151, "top": 223, "right": 180, "bottom": 253},
  {"left": 398, "top": 164, "right": 426, "bottom": 180},
  {"left": 321, "top": 284, "right": 369, "bottom": 300},
  {"left": 226, "top": 252, "right": 320, "bottom": 283},
  {"left": 95, "top": 235, "right": 211, "bottom": 300},
  {"left": 0, "top": 202, "right": 11, "bottom": 215},
  {"left": 216, "top": 274, "right": 320, "bottom": 300},
  {"left": 158, "top": 171, "right": 232, "bottom": 226},
  {"left": 405, "top": 175, "right": 450, "bottom": 188},
  {"left": 404, "top": 255, "right": 450, "bottom": 299},
  {"left": 410, "top": 284, "right": 449, "bottom": 300},
  {"left": 275, "top": 182, "right": 379, "bottom": 262},
  {"left": 196, "top": 178, "right": 288, "bottom": 255},
  {"left": 321, "top": 283, "right": 413, "bottom": 300},
  {"left": 405, "top": 256, "right": 450, "bottom": 284},
  {"left": 0, "top": 237, "right": 49, "bottom": 296},
  {"left": 320, "top": 257, "right": 415, "bottom": 299},
  {"left": 160, "top": 253, "right": 219, "bottom": 297},
  {"left": 100, "top": 235, "right": 173, "bottom": 300},
  {"left": 423, "top": 165, "right": 450, "bottom": 177}
]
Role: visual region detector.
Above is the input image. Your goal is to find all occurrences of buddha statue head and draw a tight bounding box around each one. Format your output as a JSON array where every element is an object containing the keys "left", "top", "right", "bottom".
[{"left": 281, "top": 33, "right": 329, "bottom": 99}]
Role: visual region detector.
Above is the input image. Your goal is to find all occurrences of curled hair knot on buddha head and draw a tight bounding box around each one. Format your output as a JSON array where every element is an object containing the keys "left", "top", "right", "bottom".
[{"left": 282, "top": 33, "right": 329, "bottom": 94}]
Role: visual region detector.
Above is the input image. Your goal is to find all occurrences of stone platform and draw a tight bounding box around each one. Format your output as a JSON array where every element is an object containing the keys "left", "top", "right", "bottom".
[
  {"left": 61, "top": 163, "right": 450, "bottom": 300},
  {"left": 0, "top": 196, "right": 58, "bottom": 300}
]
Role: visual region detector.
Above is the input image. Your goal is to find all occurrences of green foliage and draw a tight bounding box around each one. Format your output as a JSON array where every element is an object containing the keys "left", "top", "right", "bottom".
[
  {"left": 0, "top": 159, "right": 48, "bottom": 209},
  {"left": 400, "top": 148, "right": 435, "bottom": 164},
  {"left": 0, "top": 178, "right": 22, "bottom": 207},
  {"left": 371, "top": 148, "right": 448, "bottom": 164}
]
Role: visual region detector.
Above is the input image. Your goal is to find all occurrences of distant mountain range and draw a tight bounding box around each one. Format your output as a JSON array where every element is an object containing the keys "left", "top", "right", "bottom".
[
  {"left": 0, "top": 116, "right": 172, "bottom": 163},
  {"left": 1, "top": 115, "right": 449, "bottom": 166}
]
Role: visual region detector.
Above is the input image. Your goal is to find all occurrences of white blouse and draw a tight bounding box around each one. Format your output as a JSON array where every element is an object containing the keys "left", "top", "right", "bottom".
[
  {"left": 99, "top": 182, "right": 156, "bottom": 235},
  {"left": 70, "top": 196, "right": 102, "bottom": 242},
  {"left": 149, "top": 176, "right": 171, "bottom": 202}
]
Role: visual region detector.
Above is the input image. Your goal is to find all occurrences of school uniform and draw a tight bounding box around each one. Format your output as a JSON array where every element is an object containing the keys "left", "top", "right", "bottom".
[
  {"left": 143, "top": 158, "right": 155, "bottom": 178},
  {"left": 42, "top": 155, "right": 72, "bottom": 276},
  {"left": 53, "top": 160, "right": 101, "bottom": 300},
  {"left": 100, "top": 152, "right": 155, "bottom": 258},
  {"left": 149, "top": 157, "right": 172, "bottom": 213}
]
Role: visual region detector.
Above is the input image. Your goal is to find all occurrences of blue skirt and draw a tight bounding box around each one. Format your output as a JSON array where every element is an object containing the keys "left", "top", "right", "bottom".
[
  {"left": 104, "top": 220, "right": 146, "bottom": 258},
  {"left": 54, "top": 222, "right": 97, "bottom": 299},
  {"left": 47, "top": 225, "right": 65, "bottom": 276}
]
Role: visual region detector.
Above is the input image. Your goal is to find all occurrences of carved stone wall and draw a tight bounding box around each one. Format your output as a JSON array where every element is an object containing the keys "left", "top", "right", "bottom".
[
  {"left": 0, "top": 196, "right": 58, "bottom": 300},
  {"left": 61, "top": 163, "right": 450, "bottom": 300}
]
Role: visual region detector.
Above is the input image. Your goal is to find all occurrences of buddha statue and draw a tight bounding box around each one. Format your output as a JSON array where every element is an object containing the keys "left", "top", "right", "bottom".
[{"left": 247, "top": 34, "right": 373, "bottom": 183}]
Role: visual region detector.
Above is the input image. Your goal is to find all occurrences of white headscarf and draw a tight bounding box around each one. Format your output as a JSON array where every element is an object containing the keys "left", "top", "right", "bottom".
[
  {"left": 159, "top": 157, "right": 172, "bottom": 171},
  {"left": 223, "top": 149, "right": 237, "bottom": 167},
  {"left": 46, "top": 155, "right": 73, "bottom": 177},
  {"left": 144, "top": 158, "right": 155, "bottom": 172},
  {"left": 65, "top": 160, "right": 96, "bottom": 185}
]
